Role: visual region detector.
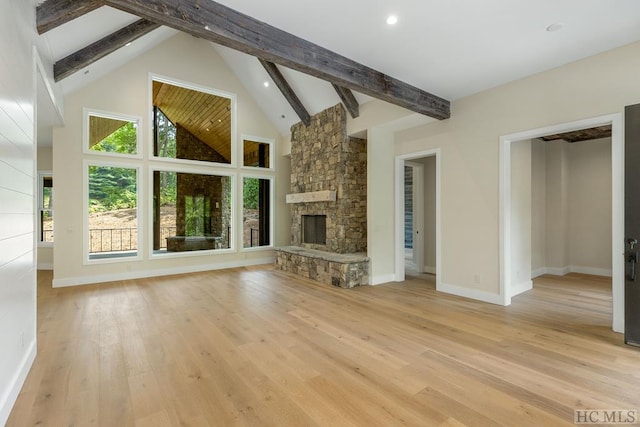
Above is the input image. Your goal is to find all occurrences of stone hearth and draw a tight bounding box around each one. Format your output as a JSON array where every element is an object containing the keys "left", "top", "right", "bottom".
[{"left": 276, "top": 104, "right": 368, "bottom": 288}]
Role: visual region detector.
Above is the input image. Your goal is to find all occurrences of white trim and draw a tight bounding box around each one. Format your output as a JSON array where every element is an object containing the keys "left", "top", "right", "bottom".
[
  {"left": 240, "top": 134, "right": 275, "bottom": 171},
  {"left": 511, "top": 280, "right": 533, "bottom": 297},
  {"left": 499, "top": 113, "right": 623, "bottom": 332},
  {"left": 394, "top": 149, "right": 441, "bottom": 290},
  {"left": 148, "top": 167, "right": 237, "bottom": 258},
  {"left": 0, "top": 339, "right": 36, "bottom": 427},
  {"left": 438, "top": 282, "right": 503, "bottom": 305},
  {"left": 52, "top": 257, "right": 275, "bottom": 288},
  {"left": 370, "top": 274, "right": 395, "bottom": 286},
  {"left": 423, "top": 266, "right": 437, "bottom": 275},
  {"left": 37, "top": 262, "right": 53, "bottom": 270},
  {"left": 84, "top": 159, "right": 143, "bottom": 265},
  {"left": 532, "top": 266, "right": 612, "bottom": 278}
]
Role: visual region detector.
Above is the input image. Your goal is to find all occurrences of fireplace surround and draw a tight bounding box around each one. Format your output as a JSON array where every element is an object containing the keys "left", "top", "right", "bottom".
[{"left": 275, "top": 104, "right": 369, "bottom": 288}]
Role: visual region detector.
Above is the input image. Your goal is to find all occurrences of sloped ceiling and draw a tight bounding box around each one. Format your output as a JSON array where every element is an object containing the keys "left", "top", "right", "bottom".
[{"left": 37, "top": 1, "right": 640, "bottom": 135}]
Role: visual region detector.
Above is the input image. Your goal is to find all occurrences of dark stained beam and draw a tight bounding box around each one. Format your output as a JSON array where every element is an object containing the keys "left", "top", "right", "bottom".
[
  {"left": 259, "top": 59, "right": 311, "bottom": 127},
  {"left": 37, "top": 0, "right": 104, "bottom": 34},
  {"left": 54, "top": 19, "right": 161, "bottom": 81},
  {"left": 102, "top": 0, "right": 450, "bottom": 120},
  {"left": 332, "top": 84, "right": 359, "bottom": 119}
]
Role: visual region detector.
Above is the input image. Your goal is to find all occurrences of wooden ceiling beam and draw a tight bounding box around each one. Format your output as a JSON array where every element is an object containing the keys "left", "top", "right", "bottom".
[
  {"left": 37, "top": 0, "right": 104, "bottom": 34},
  {"left": 54, "top": 19, "right": 161, "bottom": 81},
  {"left": 332, "top": 84, "right": 359, "bottom": 119},
  {"left": 102, "top": 0, "right": 450, "bottom": 120},
  {"left": 259, "top": 59, "right": 311, "bottom": 127}
]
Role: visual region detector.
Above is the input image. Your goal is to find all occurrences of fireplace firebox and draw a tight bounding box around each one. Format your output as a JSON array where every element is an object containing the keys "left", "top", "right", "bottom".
[{"left": 302, "top": 215, "right": 326, "bottom": 245}]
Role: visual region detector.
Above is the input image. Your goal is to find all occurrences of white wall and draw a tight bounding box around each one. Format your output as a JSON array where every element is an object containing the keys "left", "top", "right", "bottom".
[
  {"left": 417, "top": 156, "right": 436, "bottom": 274},
  {"left": 392, "top": 40, "right": 640, "bottom": 301},
  {"left": 52, "top": 33, "right": 286, "bottom": 287},
  {"left": 510, "top": 140, "right": 532, "bottom": 294},
  {"left": 531, "top": 138, "right": 612, "bottom": 277},
  {"left": 567, "top": 138, "right": 612, "bottom": 274},
  {"left": 0, "top": 0, "right": 38, "bottom": 423}
]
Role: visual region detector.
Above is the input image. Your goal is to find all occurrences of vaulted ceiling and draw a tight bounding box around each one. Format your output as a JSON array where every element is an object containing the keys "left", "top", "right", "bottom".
[{"left": 35, "top": 0, "right": 640, "bottom": 135}]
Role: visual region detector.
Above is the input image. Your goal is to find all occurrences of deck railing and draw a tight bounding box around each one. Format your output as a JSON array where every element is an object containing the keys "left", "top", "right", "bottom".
[{"left": 89, "top": 227, "right": 177, "bottom": 253}]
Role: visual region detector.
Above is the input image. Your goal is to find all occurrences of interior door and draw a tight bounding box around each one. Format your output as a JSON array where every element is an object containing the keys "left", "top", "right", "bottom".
[{"left": 625, "top": 103, "right": 640, "bottom": 346}]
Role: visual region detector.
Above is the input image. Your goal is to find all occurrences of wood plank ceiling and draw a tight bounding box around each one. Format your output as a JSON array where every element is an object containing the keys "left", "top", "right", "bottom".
[{"left": 153, "top": 81, "right": 232, "bottom": 161}]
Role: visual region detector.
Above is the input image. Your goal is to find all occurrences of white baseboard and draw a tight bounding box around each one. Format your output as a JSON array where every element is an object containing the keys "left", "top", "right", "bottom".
[
  {"left": 423, "top": 265, "right": 436, "bottom": 275},
  {"left": 0, "top": 339, "right": 36, "bottom": 427},
  {"left": 52, "top": 257, "right": 275, "bottom": 288},
  {"left": 371, "top": 274, "right": 395, "bottom": 286},
  {"left": 511, "top": 279, "right": 533, "bottom": 297},
  {"left": 37, "top": 262, "right": 53, "bottom": 270},
  {"left": 531, "top": 265, "right": 612, "bottom": 278},
  {"left": 437, "top": 282, "right": 503, "bottom": 305}
]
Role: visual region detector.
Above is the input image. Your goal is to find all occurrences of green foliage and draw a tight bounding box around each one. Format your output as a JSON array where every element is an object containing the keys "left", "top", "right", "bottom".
[
  {"left": 88, "top": 166, "right": 137, "bottom": 213},
  {"left": 243, "top": 178, "right": 259, "bottom": 209},
  {"left": 156, "top": 109, "right": 177, "bottom": 158},
  {"left": 92, "top": 122, "right": 138, "bottom": 154}
]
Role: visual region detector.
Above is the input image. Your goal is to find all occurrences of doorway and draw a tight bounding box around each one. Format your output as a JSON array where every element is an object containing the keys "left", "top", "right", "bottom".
[
  {"left": 395, "top": 149, "right": 440, "bottom": 286},
  {"left": 500, "top": 114, "right": 623, "bottom": 333}
]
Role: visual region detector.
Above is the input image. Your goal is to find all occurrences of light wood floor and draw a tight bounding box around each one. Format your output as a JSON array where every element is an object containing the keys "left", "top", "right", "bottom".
[{"left": 7, "top": 268, "right": 640, "bottom": 426}]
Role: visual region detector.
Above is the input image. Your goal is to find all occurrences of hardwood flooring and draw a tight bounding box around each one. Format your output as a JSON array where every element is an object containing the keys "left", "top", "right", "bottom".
[{"left": 7, "top": 268, "right": 640, "bottom": 426}]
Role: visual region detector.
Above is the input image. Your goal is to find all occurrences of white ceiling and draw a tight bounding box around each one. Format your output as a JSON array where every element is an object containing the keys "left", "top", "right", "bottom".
[{"left": 37, "top": 0, "right": 640, "bottom": 135}]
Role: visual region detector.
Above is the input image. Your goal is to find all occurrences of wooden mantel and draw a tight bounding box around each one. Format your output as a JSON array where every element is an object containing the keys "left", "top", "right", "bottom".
[{"left": 286, "top": 190, "right": 336, "bottom": 204}]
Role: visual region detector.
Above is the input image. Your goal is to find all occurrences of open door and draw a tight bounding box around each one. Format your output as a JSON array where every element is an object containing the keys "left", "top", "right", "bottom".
[{"left": 625, "top": 103, "right": 640, "bottom": 346}]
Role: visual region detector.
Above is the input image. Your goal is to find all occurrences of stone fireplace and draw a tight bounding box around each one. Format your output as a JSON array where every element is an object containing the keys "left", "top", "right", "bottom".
[{"left": 275, "top": 104, "right": 369, "bottom": 288}]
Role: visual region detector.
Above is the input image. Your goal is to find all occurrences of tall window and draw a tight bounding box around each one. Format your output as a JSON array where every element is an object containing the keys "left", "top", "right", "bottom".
[
  {"left": 38, "top": 172, "right": 53, "bottom": 244},
  {"left": 87, "top": 164, "right": 139, "bottom": 260},
  {"left": 242, "top": 176, "right": 272, "bottom": 248}
]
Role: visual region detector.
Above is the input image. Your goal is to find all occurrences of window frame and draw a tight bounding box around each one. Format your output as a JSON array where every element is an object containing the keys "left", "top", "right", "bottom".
[
  {"left": 148, "top": 163, "right": 236, "bottom": 259},
  {"left": 240, "top": 173, "right": 275, "bottom": 252},
  {"left": 149, "top": 74, "right": 237, "bottom": 169},
  {"left": 83, "top": 108, "right": 143, "bottom": 159},
  {"left": 37, "top": 170, "right": 54, "bottom": 247},
  {"left": 83, "top": 159, "right": 143, "bottom": 265},
  {"left": 240, "top": 135, "right": 275, "bottom": 171}
]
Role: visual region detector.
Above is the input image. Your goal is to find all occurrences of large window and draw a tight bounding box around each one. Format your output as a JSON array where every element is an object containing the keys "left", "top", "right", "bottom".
[
  {"left": 152, "top": 170, "right": 232, "bottom": 253},
  {"left": 152, "top": 78, "right": 234, "bottom": 165},
  {"left": 86, "top": 163, "right": 139, "bottom": 260},
  {"left": 243, "top": 137, "right": 272, "bottom": 169},
  {"left": 242, "top": 176, "right": 272, "bottom": 248},
  {"left": 38, "top": 172, "right": 53, "bottom": 244}
]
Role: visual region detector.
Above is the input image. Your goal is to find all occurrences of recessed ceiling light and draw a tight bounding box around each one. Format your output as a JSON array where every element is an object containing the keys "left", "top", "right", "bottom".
[
  {"left": 546, "top": 22, "right": 564, "bottom": 32},
  {"left": 263, "top": 81, "right": 270, "bottom": 88},
  {"left": 386, "top": 15, "right": 398, "bottom": 25}
]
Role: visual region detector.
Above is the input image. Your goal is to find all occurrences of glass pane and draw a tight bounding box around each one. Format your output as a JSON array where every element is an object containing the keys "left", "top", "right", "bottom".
[
  {"left": 88, "top": 165, "right": 138, "bottom": 259},
  {"left": 153, "top": 171, "right": 232, "bottom": 253},
  {"left": 88, "top": 115, "right": 138, "bottom": 155},
  {"left": 153, "top": 80, "right": 232, "bottom": 164},
  {"left": 243, "top": 177, "right": 271, "bottom": 248},
  {"left": 41, "top": 210, "right": 53, "bottom": 243},
  {"left": 243, "top": 140, "right": 270, "bottom": 168}
]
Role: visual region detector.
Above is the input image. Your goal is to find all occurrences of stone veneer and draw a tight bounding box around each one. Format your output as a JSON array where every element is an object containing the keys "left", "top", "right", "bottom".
[
  {"left": 289, "top": 104, "right": 367, "bottom": 253},
  {"left": 276, "top": 104, "right": 368, "bottom": 288}
]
